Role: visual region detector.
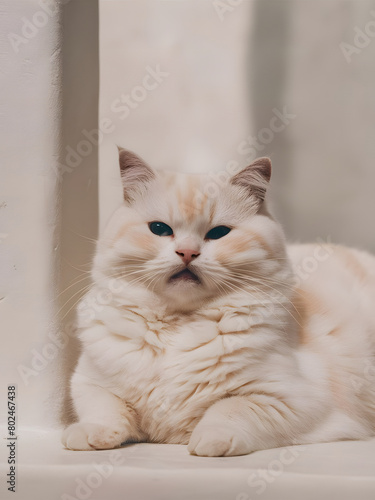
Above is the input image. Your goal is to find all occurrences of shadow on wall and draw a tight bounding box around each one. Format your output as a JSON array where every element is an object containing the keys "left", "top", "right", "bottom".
[
  {"left": 248, "top": 0, "right": 293, "bottom": 230},
  {"left": 248, "top": 0, "right": 375, "bottom": 253},
  {"left": 57, "top": 0, "right": 99, "bottom": 427}
]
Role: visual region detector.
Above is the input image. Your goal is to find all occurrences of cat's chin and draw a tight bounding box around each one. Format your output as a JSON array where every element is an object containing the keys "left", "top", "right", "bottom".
[{"left": 161, "top": 274, "right": 215, "bottom": 312}]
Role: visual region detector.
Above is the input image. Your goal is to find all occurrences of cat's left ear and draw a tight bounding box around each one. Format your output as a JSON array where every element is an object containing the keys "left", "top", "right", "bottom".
[
  {"left": 118, "top": 147, "right": 156, "bottom": 203},
  {"left": 230, "top": 157, "right": 271, "bottom": 204}
]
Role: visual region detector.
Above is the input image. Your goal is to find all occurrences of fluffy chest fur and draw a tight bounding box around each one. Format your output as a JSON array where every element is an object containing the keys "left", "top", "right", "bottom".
[{"left": 77, "top": 289, "right": 293, "bottom": 443}]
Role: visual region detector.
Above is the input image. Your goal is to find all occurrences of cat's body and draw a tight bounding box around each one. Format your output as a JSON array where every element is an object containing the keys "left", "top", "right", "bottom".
[{"left": 62, "top": 150, "right": 375, "bottom": 456}]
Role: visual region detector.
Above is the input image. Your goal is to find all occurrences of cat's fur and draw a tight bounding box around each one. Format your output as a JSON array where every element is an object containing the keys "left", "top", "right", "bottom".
[{"left": 62, "top": 149, "right": 375, "bottom": 456}]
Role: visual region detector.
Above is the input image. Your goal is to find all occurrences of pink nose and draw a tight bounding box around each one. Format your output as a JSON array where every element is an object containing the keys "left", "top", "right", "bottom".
[{"left": 176, "top": 249, "right": 201, "bottom": 266}]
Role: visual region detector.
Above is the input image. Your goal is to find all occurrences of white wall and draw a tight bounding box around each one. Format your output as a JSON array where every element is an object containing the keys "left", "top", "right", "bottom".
[
  {"left": 99, "top": 0, "right": 375, "bottom": 252},
  {"left": 250, "top": 0, "right": 375, "bottom": 251},
  {"left": 0, "top": 0, "right": 99, "bottom": 429},
  {"left": 99, "top": 0, "right": 254, "bottom": 230}
]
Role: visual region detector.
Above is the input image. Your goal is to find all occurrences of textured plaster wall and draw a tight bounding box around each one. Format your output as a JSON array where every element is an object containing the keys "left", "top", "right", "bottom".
[{"left": 0, "top": 0, "right": 99, "bottom": 429}]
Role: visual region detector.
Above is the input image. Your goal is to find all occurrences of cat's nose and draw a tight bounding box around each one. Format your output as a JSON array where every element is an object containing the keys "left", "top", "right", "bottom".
[{"left": 175, "top": 249, "right": 201, "bottom": 266}]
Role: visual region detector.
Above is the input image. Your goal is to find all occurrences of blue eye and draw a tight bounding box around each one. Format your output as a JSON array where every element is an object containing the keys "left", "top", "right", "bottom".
[
  {"left": 205, "top": 226, "right": 231, "bottom": 240},
  {"left": 149, "top": 221, "right": 174, "bottom": 237}
]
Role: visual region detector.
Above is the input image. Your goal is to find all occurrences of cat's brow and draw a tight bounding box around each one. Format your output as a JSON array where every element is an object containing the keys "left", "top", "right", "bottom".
[{"left": 174, "top": 177, "right": 213, "bottom": 223}]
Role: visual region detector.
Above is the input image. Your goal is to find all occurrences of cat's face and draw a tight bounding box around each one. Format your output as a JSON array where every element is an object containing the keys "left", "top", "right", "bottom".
[{"left": 96, "top": 149, "right": 287, "bottom": 312}]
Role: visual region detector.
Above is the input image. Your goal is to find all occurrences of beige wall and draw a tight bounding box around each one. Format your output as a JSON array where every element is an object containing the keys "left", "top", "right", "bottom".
[
  {"left": 0, "top": 0, "right": 99, "bottom": 428},
  {"left": 99, "top": 0, "right": 254, "bottom": 230},
  {"left": 100, "top": 0, "right": 375, "bottom": 252},
  {"left": 250, "top": 0, "right": 375, "bottom": 251}
]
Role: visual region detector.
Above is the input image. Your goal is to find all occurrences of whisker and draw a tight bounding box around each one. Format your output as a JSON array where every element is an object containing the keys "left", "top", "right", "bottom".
[
  {"left": 68, "top": 229, "right": 98, "bottom": 244},
  {"left": 55, "top": 274, "right": 93, "bottom": 301},
  {"left": 224, "top": 275, "right": 302, "bottom": 327},
  {"left": 216, "top": 279, "right": 291, "bottom": 334},
  {"left": 56, "top": 283, "right": 93, "bottom": 321}
]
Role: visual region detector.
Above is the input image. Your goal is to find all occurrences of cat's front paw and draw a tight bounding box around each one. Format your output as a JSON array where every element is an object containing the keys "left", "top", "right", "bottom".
[
  {"left": 188, "top": 423, "right": 253, "bottom": 457},
  {"left": 62, "top": 422, "right": 128, "bottom": 451}
]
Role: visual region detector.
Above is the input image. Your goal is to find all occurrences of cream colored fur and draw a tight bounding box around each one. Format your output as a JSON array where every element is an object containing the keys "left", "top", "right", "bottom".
[{"left": 62, "top": 150, "right": 375, "bottom": 456}]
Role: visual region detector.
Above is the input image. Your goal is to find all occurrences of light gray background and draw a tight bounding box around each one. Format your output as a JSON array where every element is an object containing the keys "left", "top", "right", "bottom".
[{"left": 100, "top": 0, "right": 375, "bottom": 252}]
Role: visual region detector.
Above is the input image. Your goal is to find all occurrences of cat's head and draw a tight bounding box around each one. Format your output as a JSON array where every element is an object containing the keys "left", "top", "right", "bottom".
[{"left": 94, "top": 148, "right": 288, "bottom": 312}]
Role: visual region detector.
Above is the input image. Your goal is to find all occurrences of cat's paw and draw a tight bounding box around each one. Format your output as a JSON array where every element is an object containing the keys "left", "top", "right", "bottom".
[
  {"left": 62, "top": 422, "right": 128, "bottom": 451},
  {"left": 188, "top": 423, "right": 253, "bottom": 457}
]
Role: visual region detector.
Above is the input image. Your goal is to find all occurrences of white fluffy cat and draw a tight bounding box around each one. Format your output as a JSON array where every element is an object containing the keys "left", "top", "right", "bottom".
[{"left": 62, "top": 149, "right": 375, "bottom": 456}]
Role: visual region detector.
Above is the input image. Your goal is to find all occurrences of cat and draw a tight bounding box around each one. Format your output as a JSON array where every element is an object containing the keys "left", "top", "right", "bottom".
[{"left": 62, "top": 148, "right": 375, "bottom": 456}]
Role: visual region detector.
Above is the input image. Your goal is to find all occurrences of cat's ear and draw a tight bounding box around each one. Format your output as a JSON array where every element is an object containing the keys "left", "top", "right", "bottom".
[
  {"left": 230, "top": 157, "right": 271, "bottom": 204},
  {"left": 118, "top": 147, "right": 156, "bottom": 203}
]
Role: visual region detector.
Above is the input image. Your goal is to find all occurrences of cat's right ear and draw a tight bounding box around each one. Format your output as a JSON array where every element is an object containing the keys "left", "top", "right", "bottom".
[
  {"left": 230, "top": 157, "right": 271, "bottom": 204},
  {"left": 118, "top": 147, "right": 156, "bottom": 203}
]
